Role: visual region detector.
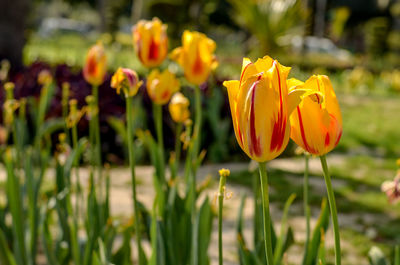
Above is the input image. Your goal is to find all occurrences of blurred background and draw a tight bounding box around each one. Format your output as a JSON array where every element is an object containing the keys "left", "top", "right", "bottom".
[
  {"left": 1, "top": 1, "right": 400, "bottom": 262},
  {"left": 1, "top": 0, "right": 400, "bottom": 163}
]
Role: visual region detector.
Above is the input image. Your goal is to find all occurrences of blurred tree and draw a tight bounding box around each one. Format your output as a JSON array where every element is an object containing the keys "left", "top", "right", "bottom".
[
  {"left": 0, "top": 0, "right": 30, "bottom": 70},
  {"left": 228, "top": 0, "right": 306, "bottom": 54},
  {"left": 365, "top": 16, "right": 391, "bottom": 56}
]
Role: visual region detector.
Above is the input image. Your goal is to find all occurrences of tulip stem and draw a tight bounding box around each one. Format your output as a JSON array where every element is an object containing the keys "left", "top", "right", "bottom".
[
  {"left": 218, "top": 174, "right": 226, "bottom": 265},
  {"left": 92, "top": 85, "right": 103, "bottom": 211},
  {"left": 303, "top": 154, "right": 311, "bottom": 263},
  {"left": 126, "top": 95, "right": 143, "bottom": 265},
  {"left": 192, "top": 85, "right": 202, "bottom": 175},
  {"left": 258, "top": 162, "right": 274, "bottom": 265},
  {"left": 71, "top": 116, "right": 82, "bottom": 223},
  {"left": 218, "top": 172, "right": 227, "bottom": 265},
  {"left": 320, "top": 155, "right": 341, "bottom": 265},
  {"left": 171, "top": 122, "right": 182, "bottom": 180},
  {"left": 153, "top": 103, "right": 165, "bottom": 184}
]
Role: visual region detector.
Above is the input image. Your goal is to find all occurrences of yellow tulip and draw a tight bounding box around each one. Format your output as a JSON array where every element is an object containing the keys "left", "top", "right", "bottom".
[
  {"left": 132, "top": 17, "right": 168, "bottom": 68},
  {"left": 223, "top": 56, "right": 314, "bottom": 162},
  {"left": 147, "top": 69, "right": 180, "bottom": 105},
  {"left": 289, "top": 75, "right": 342, "bottom": 156},
  {"left": 169, "top": 92, "right": 190, "bottom": 123},
  {"left": 170, "top": 30, "right": 217, "bottom": 85},
  {"left": 111, "top": 68, "right": 142, "bottom": 97},
  {"left": 83, "top": 42, "right": 107, "bottom": 86}
]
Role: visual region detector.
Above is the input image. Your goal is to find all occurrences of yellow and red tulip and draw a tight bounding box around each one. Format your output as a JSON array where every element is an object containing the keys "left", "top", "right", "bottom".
[
  {"left": 289, "top": 75, "right": 342, "bottom": 156},
  {"left": 168, "top": 92, "right": 190, "bottom": 123},
  {"left": 132, "top": 17, "right": 168, "bottom": 68},
  {"left": 111, "top": 68, "right": 142, "bottom": 97},
  {"left": 170, "top": 30, "right": 217, "bottom": 85},
  {"left": 223, "top": 56, "right": 314, "bottom": 162},
  {"left": 147, "top": 69, "right": 180, "bottom": 105},
  {"left": 83, "top": 42, "right": 107, "bottom": 86}
]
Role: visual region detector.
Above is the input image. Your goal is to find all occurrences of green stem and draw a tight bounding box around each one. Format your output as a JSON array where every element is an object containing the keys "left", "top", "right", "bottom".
[
  {"left": 171, "top": 122, "right": 183, "bottom": 180},
  {"left": 153, "top": 103, "right": 165, "bottom": 183},
  {"left": 72, "top": 122, "right": 82, "bottom": 223},
  {"left": 258, "top": 162, "right": 274, "bottom": 265},
  {"left": 303, "top": 155, "right": 311, "bottom": 263},
  {"left": 395, "top": 245, "right": 400, "bottom": 265},
  {"left": 92, "top": 85, "right": 103, "bottom": 200},
  {"left": 126, "top": 96, "right": 143, "bottom": 265},
  {"left": 218, "top": 174, "right": 227, "bottom": 265},
  {"left": 320, "top": 155, "right": 341, "bottom": 265},
  {"left": 192, "top": 85, "right": 202, "bottom": 175}
]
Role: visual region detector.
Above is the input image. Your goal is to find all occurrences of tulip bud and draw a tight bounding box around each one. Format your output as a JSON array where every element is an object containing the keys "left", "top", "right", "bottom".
[
  {"left": 83, "top": 42, "right": 107, "bottom": 86},
  {"left": 111, "top": 68, "right": 142, "bottom": 97},
  {"left": 132, "top": 17, "right": 168, "bottom": 68},
  {"left": 147, "top": 69, "right": 180, "bottom": 105},
  {"left": 37, "top": 69, "right": 53, "bottom": 86},
  {"left": 168, "top": 92, "right": 190, "bottom": 123},
  {"left": 170, "top": 30, "right": 217, "bottom": 85}
]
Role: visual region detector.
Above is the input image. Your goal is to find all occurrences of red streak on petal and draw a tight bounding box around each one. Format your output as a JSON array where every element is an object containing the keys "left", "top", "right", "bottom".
[
  {"left": 270, "top": 62, "right": 286, "bottom": 152},
  {"left": 297, "top": 107, "right": 317, "bottom": 154},
  {"left": 87, "top": 56, "right": 97, "bottom": 76},
  {"left": 236, "top": 111, "right": 244, "bottom": 146},
  {"left": 148, "top": 38, "right": 159, "bottom": 61},
  {"left": 315, "top": 94, "right": 321, "bottom": 104},
  {"left": 240, "top": 62, "right": 253, "bottom": 84},
  {"left": 325, "top": 132, "right": 330, "bottom": 146},
  {"left": 335, "top": 129, "right": 342, "bottom": 146},
  {"left": 248, "top": 78, "right": 262, "bottom": 157},
  {"left": 161, "top": 90, "right": 170, "bottom": 101},
  {"left": 193, "top": 53, "right": 203, "bottom": 75}
]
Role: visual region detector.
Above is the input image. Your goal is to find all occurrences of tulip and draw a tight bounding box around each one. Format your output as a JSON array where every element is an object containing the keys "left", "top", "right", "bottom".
[
  {"left": 169, "top": 92, "right": 190, "bottom": 123},
  {"left": 147, "top": 69, "right": 180, "bottom": 105},
  {"left": 224, "top": 56, "right": 320, "bottom": 265},
  {"left": 223, "top": 56, "right": 313, "bottom": 162},
  {"left": 170, "top": 30, "right": 217, "bottom": 85},
  {"left": 132, "top": 17, "right": 168, "bottom": 68},
  {"left": 111, "top": 68, "right": 142, "bottom": 97},
  {"left": 288, "top": 75, "right": 343, "bottom": 265},
  {"left": 83, "top": 42, "right": 107, "bottom": 86},
  {"left": 289, "top": 75, "right": 342, "bottom": 156}
]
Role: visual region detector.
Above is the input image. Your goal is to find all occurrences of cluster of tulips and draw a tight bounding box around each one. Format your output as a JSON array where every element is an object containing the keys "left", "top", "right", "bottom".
[
  {"left": 5, "top": 15, "right": 388, "bottom": 265},
  {"left": 224, "top": 55, "right": 343, "bottom": 265},
  {"left": 81, "top": 17, "right": 220, "bottom": 265},
  {"left": 83, "top": 16, "right": 344, "bottom": 265}
]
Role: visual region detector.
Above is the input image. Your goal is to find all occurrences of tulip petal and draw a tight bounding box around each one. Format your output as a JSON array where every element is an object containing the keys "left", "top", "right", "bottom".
[
  {"left": 287, "top": 89, "right": 325, "bottom": 115},
  {"left": 224, "top": 80, "right": 243, "bottom": 149}
]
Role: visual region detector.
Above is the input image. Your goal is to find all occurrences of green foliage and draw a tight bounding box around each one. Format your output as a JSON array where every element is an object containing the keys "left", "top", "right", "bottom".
[
  {"left": 205, "top": 87, "right": 230, "bottom": 162},
  {"left": 236, "top": 192, "right": 298, "bottom": 265},
  {"left": 228, "top": 0, "right": 305, "bottom": 54}
]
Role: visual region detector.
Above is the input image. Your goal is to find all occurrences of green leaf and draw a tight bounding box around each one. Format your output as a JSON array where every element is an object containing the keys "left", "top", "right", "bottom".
[
  {"left": 273, "top": 193, "right": 296, "bottom": 265},
  {"left": 35, "top": 118, "right": 65, "bottom": 145},
  {"left": 196, "top": 197, "right": 213, "bottom": 265},
  {"left": 112, "top": 227, "right": 132, "bottom": 265},
  {"left": 304, "top": 198, "right": 330, "bottom": 265},
  {"left": 368, "top": 246, "right": 389, "bottom": 265},
  {"left": 41, "top": 207, "right": 59, "bottom": 265},
  {"left": 236, "top": 194, "right": 263, "bottom": 265},
  {"left": 0, "top": 227, "right": 17, "bottom": 265},
  {"left": 4, "top": 151, "right": 27, "bottom": 265}
]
